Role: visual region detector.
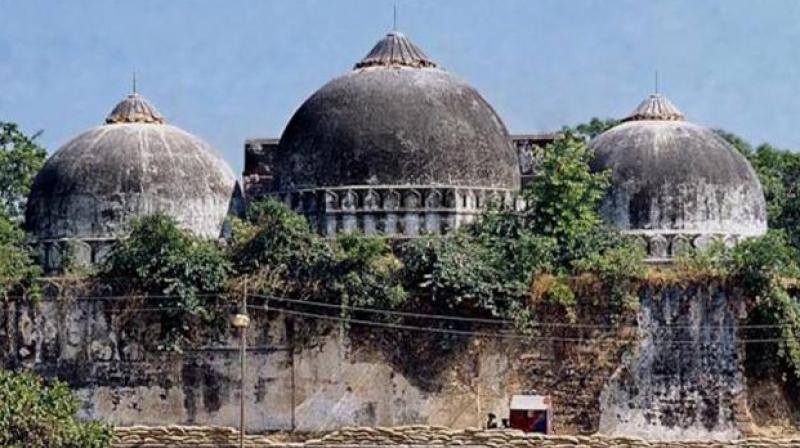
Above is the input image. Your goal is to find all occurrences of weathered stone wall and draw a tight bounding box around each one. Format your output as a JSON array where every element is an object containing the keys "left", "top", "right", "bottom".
[
  {"left": 0, "top": 294, "right": 627, "bottom": 433},
  {"left": 112, "top": 425, "right": 800, "bottom": 447},
  {"left": 0, "top": 283, "right": 793, "bottom": 438},
  {"left": 600, "top": 282, "right": 750, "bottom": 439}
]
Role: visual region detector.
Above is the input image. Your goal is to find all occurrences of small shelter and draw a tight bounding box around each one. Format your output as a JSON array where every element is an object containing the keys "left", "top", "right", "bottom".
[{"left": 509, "top": 395, "right": 552, "bottom": 434}]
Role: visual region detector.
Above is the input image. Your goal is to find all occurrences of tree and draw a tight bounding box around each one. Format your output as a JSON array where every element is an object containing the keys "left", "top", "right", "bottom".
[
  {"left": 0, "top": 122, "right": 47, "bottom": 220},
  {"left": 568, "top": 117, "right": 619, "bottom": 141},
  {"left": 714, "top": 129, "right": 800, "bottom": 250},
  {"left": 471, "top": 204, "right": 557, "bottom": 291},
  {"left": 231, "top": 198, "right": 332, "bottom": 298},
  {"left": 102, "top": 214, "right": 231, "bottom": 350},
  {"left": 714, "top": 128, "right": 753, "bottom": 156},
  {"left": 0, "top": 369, "right": 111, "bottom": 448},
  {"left": 0, "top": 213, "right": 41, "bottom": 297},
  {"left": 522, "top": 132, "right": 611, "bottom": 263}
]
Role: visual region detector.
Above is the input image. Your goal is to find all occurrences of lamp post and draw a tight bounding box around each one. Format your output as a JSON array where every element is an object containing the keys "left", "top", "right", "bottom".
[{"left": 232, "top": 277, "right": 250, "bottom": 448}]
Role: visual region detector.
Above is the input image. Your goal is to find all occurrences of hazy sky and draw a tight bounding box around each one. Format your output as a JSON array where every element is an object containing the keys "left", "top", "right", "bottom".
[{"left": 3, "top": 0, "right": 800, "bottom": 174}]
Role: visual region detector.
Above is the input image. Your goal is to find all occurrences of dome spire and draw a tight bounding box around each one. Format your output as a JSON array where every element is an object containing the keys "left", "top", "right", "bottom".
[
  {"left": 105, "top": 90, "right": 165, "bottom": 125},
  {"left": 654, "top": 69, "right": 659, "bottom": 94},
  {"left": 623, "top": 93, "right": 685, "bottom": 122},
  {"left": 354, "top": 31, "right": 437, "bottom": 69}
]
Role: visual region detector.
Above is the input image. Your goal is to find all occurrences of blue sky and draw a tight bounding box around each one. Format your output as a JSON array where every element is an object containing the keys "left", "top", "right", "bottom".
[{"left": 2, "top": 0, "right": 800, "bottom": 174}]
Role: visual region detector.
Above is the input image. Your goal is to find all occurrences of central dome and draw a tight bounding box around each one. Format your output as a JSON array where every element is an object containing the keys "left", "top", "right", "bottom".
[{"left": 274, "top": 31, "right": 520, "bottom": 191}]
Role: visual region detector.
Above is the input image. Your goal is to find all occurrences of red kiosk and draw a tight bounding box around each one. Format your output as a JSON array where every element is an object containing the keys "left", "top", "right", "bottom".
[{"left": 508, "top": 395, "right": 552, "bottom": 434}]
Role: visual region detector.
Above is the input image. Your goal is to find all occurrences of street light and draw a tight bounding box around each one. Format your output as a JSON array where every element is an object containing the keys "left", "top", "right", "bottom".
[{"left": 232, "top": 278, "right": 250, "bottom": 448}]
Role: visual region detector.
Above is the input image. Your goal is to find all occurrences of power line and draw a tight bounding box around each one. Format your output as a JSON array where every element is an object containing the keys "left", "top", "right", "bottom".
[
  {"left": 250, "top": 304, "right": 798, "bottom": 345},
  {"left": 109, "top": 305, "right": 236, "bottom": 313},
  {"left": 252, "top": 293, "right": 513, "bottom": 326},
  {"left": 6, "top": 290, "right": 795, "bottom": 331},
  {"left": 249, "top": 293, "right": 796, "bottom": 330}
]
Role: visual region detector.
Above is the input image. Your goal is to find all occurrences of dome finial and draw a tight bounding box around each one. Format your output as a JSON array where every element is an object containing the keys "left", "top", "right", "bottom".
[
  {"left": 132, "top": 70, "right": 137, "bottom": 95},
  {"left": 105, "top": 89, "right": 165, "bottom": 125},
  {"left": 393, "top": 4, "right": 397, "bottom": 31},
  {"left": 623, "top": 92, "right": 685, "bottom": 122},
  {"left": 355, "top": 31, "right": 437, "bottom": 69}
]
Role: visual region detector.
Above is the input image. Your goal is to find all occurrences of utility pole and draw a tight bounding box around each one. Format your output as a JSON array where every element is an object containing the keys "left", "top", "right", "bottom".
[{"left": 232, "top": 276, "right": 250, "bottom": 448}]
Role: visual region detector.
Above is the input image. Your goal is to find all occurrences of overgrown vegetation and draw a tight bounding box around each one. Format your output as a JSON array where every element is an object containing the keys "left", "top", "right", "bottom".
[
  {"left": 0, "top": 123, "right": 45, "bottom": 297},
  {"left": 0, "top": 213, "right": 41, "bottom": 298},
  {"left": 710, "top": 130, "right": 800, "bottom": 384},
  {"left": 220, "top": 132, "right": 644, "bottom": 343},
  {"left": 0, "top": 122, "right": 47, "bottom": 220},
  {"left": 101, "top": 214, "right": 231, "bottom": 351},
  {"left": 0, "top": 370, "right": 111, "bottom": 448}
]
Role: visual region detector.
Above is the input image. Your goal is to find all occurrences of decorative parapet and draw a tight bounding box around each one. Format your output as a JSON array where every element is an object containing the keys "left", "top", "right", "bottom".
[
  {"left": 624, "top": 231, "right": 754, "bottom": 263},
  {"left": 272, "top": 185, "right": 518, "bottom": 237},
  {"left": 30, "top": 237, "right": 118, "bottom": 272}
]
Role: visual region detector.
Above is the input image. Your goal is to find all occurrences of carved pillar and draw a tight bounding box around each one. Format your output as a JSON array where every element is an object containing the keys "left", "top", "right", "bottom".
[
  {"left": 462, "top": 190, "right": 478, "bottom": 225},
  {"left": 45, "top": 242, "right": 62, "bottom": 272},
  {"left": 304, "top": 192, "right": 319, "bottom": 232},
  {"left": 649, "top": 234, "right": 668, "bottom": 260},
  {"left": 425, "top": 190, "right": 442, "bottom": 234},
  {"left": 671, "top": 234, "right": 691, "bottom": 257},
  {"left": 694, "top": 233, "right": 716, "bottom": 250},
  {"left": 341, "top": 190, "right": 358, "bottom": 232},
  {"left": 403, "top": 190, "right": 421, "bottom": 236},
  {"left": 443, "top": 189, "right": 458, "bottom": 232},
  {"left": 362, "top": 190, "right": 380, "bottom": 235},
  {"left": 324, "top": 191, "right": 339, "bottom": 236},
  {"left": 383, "top": 190, "right": 400, "bottom": 235}
]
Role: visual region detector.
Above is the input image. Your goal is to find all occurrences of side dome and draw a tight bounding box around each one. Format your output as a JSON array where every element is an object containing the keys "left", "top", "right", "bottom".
[
  {"left": 275, "top": 31, "right": 520, "bottom": 191},
  {"left": 588, "top": 94, "right": 767, "bottom": 259},
  {"left": 26, "top": 92, "right": 238, "bottom": 259}
]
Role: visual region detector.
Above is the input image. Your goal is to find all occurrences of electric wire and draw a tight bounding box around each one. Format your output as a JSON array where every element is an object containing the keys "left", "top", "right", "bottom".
[
  {"left": 9, "top": 290, "right": 796, "bottom": 331},
  {"left": 248, "top": 293, "right": 796, "bottom": 330},
  {"left": 248, "top": 304, "right": 798, "bottom": 345}
]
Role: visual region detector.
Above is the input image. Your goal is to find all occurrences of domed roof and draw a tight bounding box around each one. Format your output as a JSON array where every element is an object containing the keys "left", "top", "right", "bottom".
[
  {"left": 26, "top": 92, "right": 238, "bottom": 241},
  {"left": 588, "top": 94, "right": 766, "bottom": 236},
  {"left": 274, "top": 31, "right": 520, "bottom": 191}
]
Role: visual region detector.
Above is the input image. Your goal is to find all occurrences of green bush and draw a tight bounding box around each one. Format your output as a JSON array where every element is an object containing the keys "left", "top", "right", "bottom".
[
  {"left": 234, "top": 198, "right": 327, "bottom": 273},
  {"left": 231, "top": 200, "right": 406, "bottom": 333},
  {"left": 0, "top": 213, "right": 41, "bottom": 298},
  {"left": 728, "top": 232, "right": 800, "bottom": 381},
  {"left": 0, "top": 369, "right": 111, "bottom": 448},
  {"left": 102, "top": 214, "right": 231, "bottom": 351},
  {"left": 325, "top": 232, "right": 406, "bottom": 311},
  {"left": 0, "top": 122, "right": 47, "bottom": 220},
  {"left": 571, "top": 232, "right": 646, "bottom": 315},
  {"left": 399, "top": 231, "right": 505, "bottom": 316},
  {"left": 470, "top": 204, "right": 557, "bottom": 290},
  {"left": 231, "top": 199, "right": 331, "bottom": 299}
]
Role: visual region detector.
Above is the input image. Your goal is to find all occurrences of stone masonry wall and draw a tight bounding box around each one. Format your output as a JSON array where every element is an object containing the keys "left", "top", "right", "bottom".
[
  {"left": 0, "top": 292, "right": 628, "bottom": 434},
  {"left": 0, "top": 283, "right": 786, "bottom": 437},
  {"left": 599, "top": 282, "right": 750, "bottom": 439}
]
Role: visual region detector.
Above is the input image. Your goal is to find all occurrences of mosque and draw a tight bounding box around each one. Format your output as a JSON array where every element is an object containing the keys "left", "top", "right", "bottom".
[{"left": 25, "top": 30, "right": 767, "bottom": 269}]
